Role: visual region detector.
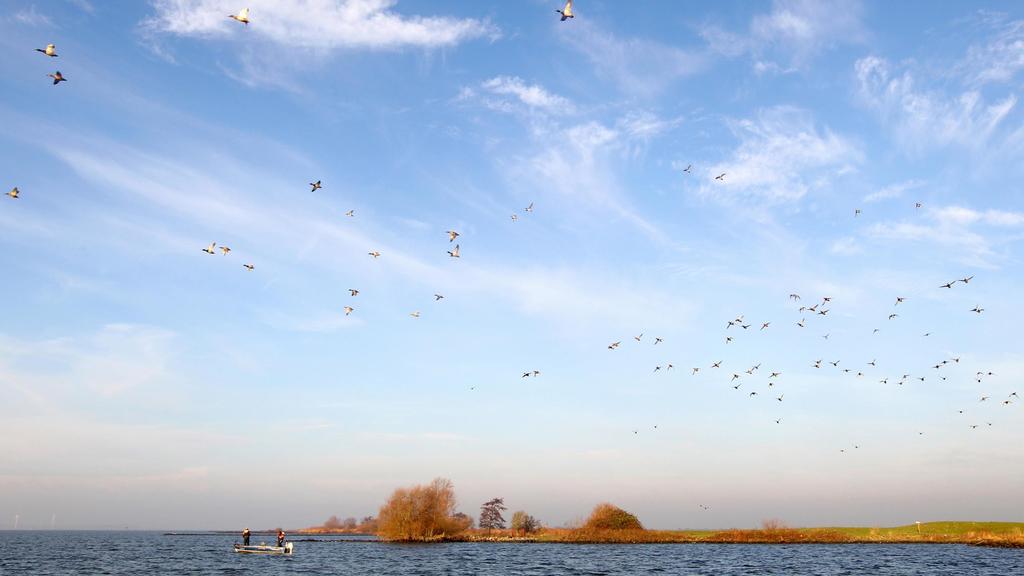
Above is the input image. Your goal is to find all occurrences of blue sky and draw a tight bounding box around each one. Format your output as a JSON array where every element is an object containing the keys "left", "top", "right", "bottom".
[{"left": 1, "top": 0, "right": 1023, "bottom": 531}]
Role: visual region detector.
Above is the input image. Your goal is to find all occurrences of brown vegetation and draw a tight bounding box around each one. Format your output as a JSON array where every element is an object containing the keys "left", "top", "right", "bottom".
[
  {"left": 583, "top": 503, "right": 644, "bottom": 531},
  {"left": 376, "top": 477, "right": 472, "bottom": 541},
  {"left": 301, "top": 515, "right": 378, "bottom": 534}
]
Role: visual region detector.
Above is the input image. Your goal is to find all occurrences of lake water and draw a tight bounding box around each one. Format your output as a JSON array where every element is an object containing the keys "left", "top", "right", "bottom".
[{"left": 1, "top": 531, "right": 1022, "bottom": 575}]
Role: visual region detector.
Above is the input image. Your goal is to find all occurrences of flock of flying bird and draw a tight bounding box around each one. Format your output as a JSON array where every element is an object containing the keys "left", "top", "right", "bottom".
[
  {"left": 6, "top": 3, "right": 1020, "bottom": 473},
  {"left": 606, "top": 272, "right": 1017, "bottom": 447}
]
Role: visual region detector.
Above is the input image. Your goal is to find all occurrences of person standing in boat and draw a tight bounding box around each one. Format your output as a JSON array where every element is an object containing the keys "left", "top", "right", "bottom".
[
  {"left": 277, "top": 529, "right": 285, "bottom": 548},
  {"left": 242, "top": 527, "right": 250, "bottom": 546}
]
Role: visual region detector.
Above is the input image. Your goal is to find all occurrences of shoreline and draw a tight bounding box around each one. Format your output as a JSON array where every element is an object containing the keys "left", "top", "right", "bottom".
[{"left": 302, "top": 523, "right": 1024, "bottom": 548}]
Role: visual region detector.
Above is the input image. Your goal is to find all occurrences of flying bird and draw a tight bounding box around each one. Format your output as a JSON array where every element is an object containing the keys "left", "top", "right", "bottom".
[
  {"left": 434, "top": 294, "right": 444, "bottom": 301},
  {"left": 410, "top": 311, "right": 420, "bottom": 318},
  {"left": 510, "top": 214, "right": 519, "bottom": 222},
  {"left": 447, "top": 244, "right": 460, "bottom": 258},
  {"left": 219, "top": 246, "right": 231, "bottom": 255},
  {"left": 789, "top": 293, "right": 801, "bottom": 301},
  {"left": 608, "top": 341, "right": 620, "bottom": 350},
  {"left": 715, "top": 173, "right": 726, "bottom": 181},
  {"left": 940, "top": 281, "right": 955, "bottom": 289},
  {"left": 345, "top": 210, "right": 355, "bottom": 217},
  {"left": 889, "top": 313, "right": 899, "bottom": 320},
  {"left": 683, "top": 164, "right": 692, "bottom": 173},
  {"left": 48, "top": 71, "right": 66, "bottom": 85},
  {"left": 243, "top": 263, "right": 254, "bottom": 271},
  {"left": 35, "top": 44, "right": 58, "bottom": 57},
  {"left": 761, "top": 322, "right": 770, "bottom": 330},
  {"left": 556, "top": 0, "right": 574, "bottom": 21},
  {"left": 309, "top": 180, "right": 322, "bottom": 192},
  {"left": 447, "top": 230, "right": 460, "bottom": 242},
  {"left": 960, "top": 276, "right": 974, "bottom": 284},
  {"left": 6, "top": 187, "right": 18, "bottom": 199},
  {"left": 711, "top": 361, "right": 722, "bottom": 368},
  {"left": 228, "top": 7, "right": 250, "bottom": 25},
  {"left": 970, "top": 306, "right": 984, "bottom": 314},
  {"left": 653, "top": 337, "right": 663, "bottom": 345},
  {"left": 202, "top": 242, "right": 216, "bottom": 255},
  {"left": 525, "top": 202, "right": 534, "bottom": 213},
  {"left": 343, "top": 306, "right": 354, "bottom": 316},
  {"left": 854, "top": 209, "right": 861, "bottom": 217},
  {"left": 368, "top": 251, "right": 381, "bottom": 259},
  {"left": 348, "top": 289, "right": 359, "bottom": 296}
]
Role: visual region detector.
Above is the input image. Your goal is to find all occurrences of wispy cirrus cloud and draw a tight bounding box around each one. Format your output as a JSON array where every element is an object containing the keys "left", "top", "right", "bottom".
[
  {"left": 855, "top": 54, "right": 1018, "bottom": 153},
  {"left": 863, "top": 179, "right": 926, "bottom": 204},
  {"left": 142, "top": 0, "right": 497, "bottom": 50},
  {"left": 701, "top": 0, "right": 865, "bottom": 73},
  {"left": 459, "top": 76, "right": 573, "bottom": 116},
  {"left": 867, "top": 205, "right": 1024, "bottom": 267},
  {"left": 480, "top": 76, "right": 571, "bottom": 112},
  {"left": 507, "top": 118, "right": 678, "bottom": 246},
  {"left": 700, "top": 106, "right": 860, "bottom": 204},
  {"left": 0, "top": 324, "right": 177, "bottom": 411},
  {"left": 9, "top": 5, "right": 54, "bottom": 26},
  {"left": 560, "top": 20, "right": 707, "bottom": 96},
  {"left": 957, "top": 15, "right": 1024, "bottom": 86}
]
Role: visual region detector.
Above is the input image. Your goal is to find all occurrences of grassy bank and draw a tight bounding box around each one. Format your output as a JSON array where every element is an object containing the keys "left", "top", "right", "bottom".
[{"left": 448, "top": 522, "right": 1024, "bottom": 547}]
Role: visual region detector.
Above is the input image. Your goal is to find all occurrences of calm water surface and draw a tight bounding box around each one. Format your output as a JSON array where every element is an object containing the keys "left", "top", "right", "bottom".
[{"left": 1, "top": 531, "right": 1022, "bottom": 575}]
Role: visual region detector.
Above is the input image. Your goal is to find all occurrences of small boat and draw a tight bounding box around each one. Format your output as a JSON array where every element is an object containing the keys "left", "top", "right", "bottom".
[{"left": 234, "top": 542, "right": 294, "bottom": 555}]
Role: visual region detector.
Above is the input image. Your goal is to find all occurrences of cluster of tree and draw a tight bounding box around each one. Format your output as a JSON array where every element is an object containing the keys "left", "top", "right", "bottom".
[
  {"left": 318, "top": 515, "right": 378, "bottom": 533},
  {"left": 479, "top": 497, "right": 540, "bottom": 535},
  {"left": 377, "top": 478, "right": 472, "bottom": 541},
  {"left": 510, "top": 511, "right": 541, "bottom": 535}
]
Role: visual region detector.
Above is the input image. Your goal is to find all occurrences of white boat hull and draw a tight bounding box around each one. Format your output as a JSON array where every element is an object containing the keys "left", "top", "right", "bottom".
[{"left": 234, "top": 542, "right": 294, "bottom": 555}]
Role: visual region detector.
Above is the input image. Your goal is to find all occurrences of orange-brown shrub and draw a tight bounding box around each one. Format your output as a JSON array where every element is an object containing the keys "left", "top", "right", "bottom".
[
  {"left": 377, "top": 478, "right": 469, "bottom": 541},
  {"left": 582, "top": 503, "right": 644, "bottom": 531}
]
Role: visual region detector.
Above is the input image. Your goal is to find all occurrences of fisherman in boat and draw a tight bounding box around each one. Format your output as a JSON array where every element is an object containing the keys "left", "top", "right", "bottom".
[
  {"left": 277, "top": 529, "right": 286, "bottom": 548},
  {"left": 242, "top": 527, "right": 250, "bottom": 546}
]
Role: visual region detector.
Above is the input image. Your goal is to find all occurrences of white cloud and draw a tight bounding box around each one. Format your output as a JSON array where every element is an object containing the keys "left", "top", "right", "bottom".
[
  {"left": 143, "top": 0, "right": 497, "bottom": 50},
  {"left": 616, "top": 110, "right": 682, "bottom": 141},
  {"left": 855, "top": 55, "right": 1018, "bottom": 152},
  {"left": 702, "top": 106, "right": 860, "bottom": 203},
  {"left": 479, "top": 76, "right": 572, "bottom": 112},
  {"left": 863, "top": 179, "right": 926, "bottom": 203},
  {"left": 45, "top": 126, "right": 684, "bottom": 336},
  {"left": 702, "top": 0, "right": 865, "bottom": 71},
  {"left": 867, "top": 205, "right": 1024, "bottom": 267},
  {"left": 11, "top": 5, "right": 54, "bottom": 26},
  {"left": 830, "top": 236, "right": 862, "bottom": 255},
  {"left": 510, "top": 120, "right": 675, "bottom": 246},
  {"left": 959, "top": 17, "right": 1024, "bottom": 86},
  {"left": 0, "top": 324, "right": 176, "bottom": 407},
  {"left": 561, "top": 21, "right": 706, "bottom": 96}
]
